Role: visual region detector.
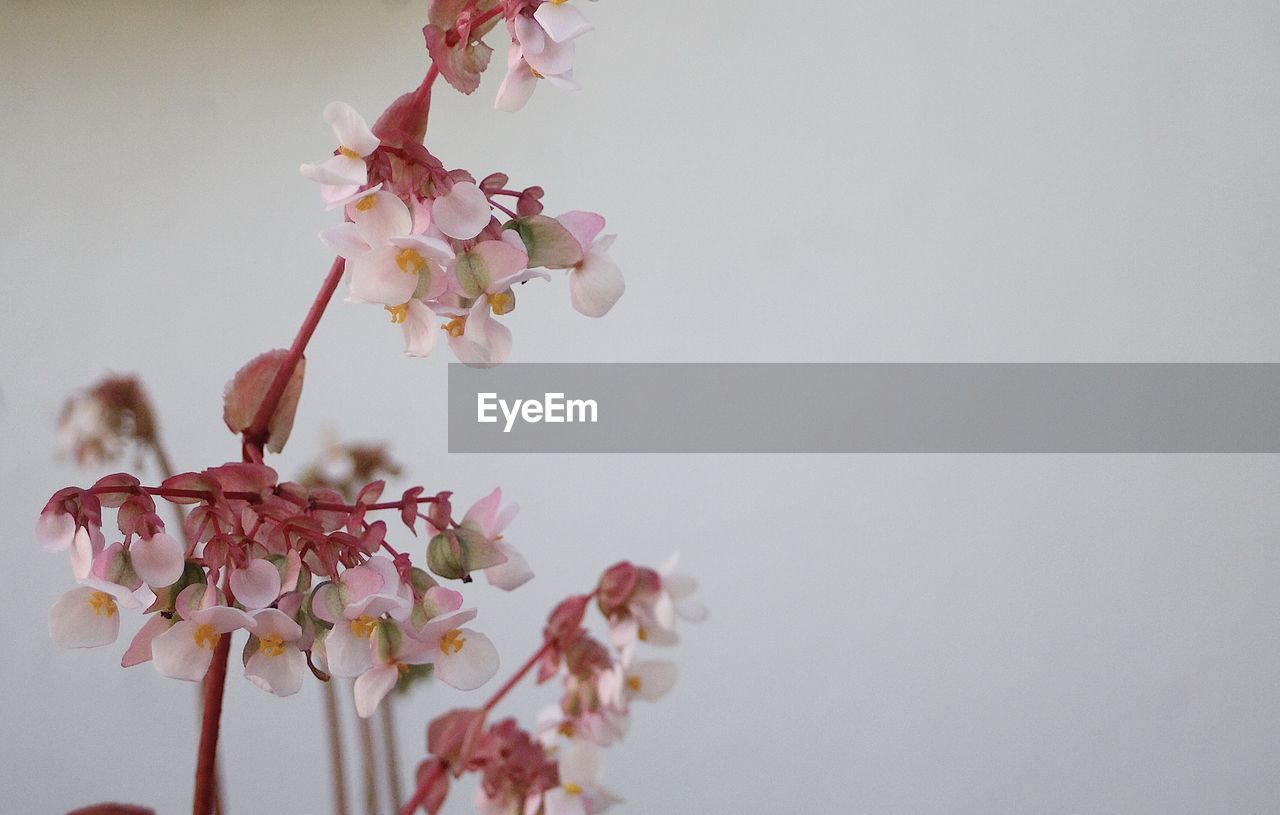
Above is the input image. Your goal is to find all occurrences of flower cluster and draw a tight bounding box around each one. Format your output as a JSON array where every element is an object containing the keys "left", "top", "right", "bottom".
[
  {"left": 301, "top": 99, "right": 623, "bottom": 366},
  {"left": 406, "top": 558, "right": 705, "bottom": 815},
  {"left": 57, "top": 375, "right": 161, "bottom": 468},
  {"left": 40, "top": 465, "right": 531, "bottom": 717}
]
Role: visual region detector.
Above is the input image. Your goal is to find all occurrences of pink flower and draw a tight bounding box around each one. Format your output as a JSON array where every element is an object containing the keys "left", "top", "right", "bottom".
[
  {"left": 541, "top": 742, "right": 620, "bottom": 815},
  {"left": 417, "top": 607, "right": 500, "bottom": 691},
  {"left": 460, "top": 488, "right": 533, "bottom": 591},
  {"left": 438, "top": 239, "right": 547, "bottom": 367},
  {"left": 300, "top": 102, "right": 380, "bottom": 203},
  {"left": 245, "top": 608, "right": 306, "bottom": 697},
  {"left": 152, "top": 586, "right": 254, "bottom": 681},
  {"left": 48, "top": 580, "right": 141, "bottom": 649},
  {"left": 228, "top": 558, "right": 282, "bottom": 611},
  {"left": 495, "top": 3, "right": 593, "bottom": 112},
  {"left": 556, "top": 211, "right": 624, "bottom": 317}
]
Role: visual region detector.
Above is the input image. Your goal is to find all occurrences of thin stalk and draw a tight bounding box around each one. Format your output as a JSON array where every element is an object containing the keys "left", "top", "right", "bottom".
[
  {"left": 357, "top": 702, "right": 381, "bottom": 815},
  {"left": 322, "top": 678, "right": 350, "bottom": 815},
  {"left": 193, "top": 624, "right": 233, "bottom": 815},
  {"left": 380, "top": 697, "right": 404, "bottom": 812}
]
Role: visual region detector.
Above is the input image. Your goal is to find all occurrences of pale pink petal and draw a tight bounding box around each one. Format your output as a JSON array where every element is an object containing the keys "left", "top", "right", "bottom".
[
  {"left": 300, "top": 153, "right": 367, "bottom": 187},
  {"left": 675, "top": 597, "right": 709, "bottom": 623},
  {"left": 49, "top": 586, "right": 121, "bottom": 649},
  {"left": 495, "top": 49, "right": 538, "bottom": 113},
  {"left": 340, "top": 563, "right": 386, "bottom": 606},
  {"left": 627, "top": 660, "right": 678, "bottom": 701},
  {"left": 152, "top": 621, "right": 217, "bottom": 681},
  {"left": 324, "top": 620, "right": 374, "bottom": 677},
  {"left": 230, "top": 559, "right": 282, "bottom": 610},
  {"left": 353, "top": 664, "right": 400, "bottom": 718},
  {"left": 401, "top": 299, "right": 438, "bottom": 357},
  {"left": 324, "top": 101, "right": 380, "bottom": 156},
  {"left": 485, "top": 542, "right": 534, "bottom": 591},
  {"left": 462, "top": 488, "right": 503, "bottom": 535},
  {"left": 353, "top": 190, "right": 413, "bottom": 246},
  {"left": 131, "top": 533, "right": 185, "bottom": 588},
  {"left": 319, "top": 222, "right": 372, "bottom": 258},
  {"left": 122, "top": 614, "right": 172, "bottom": 667},
  {"left": 543, "top": 788, "right": 587, "bottom": 815},
  {"left": 534, "top": 3, "right": 594, "bottom": 43},
  {"left": 249, "top": 608, "right": 302, "bottom": 641},
  {"left": 560, "top": 740, "right": 602, "bottom": 787},
  {"left": 69, "top": 526, "right": 100, "bottom": 580},
  {"left": 433, "top": 628, "right": 499, "bottom": 690},
  {"left": 37, "top": 511, "right": 76, "bottom": 552},
  {"left": 432, "top": 182, "right": 491, "bottom": 240},
  {"left": 348, "top": 247, "right": 420, "bottom": 306},
  {"left": 448, "top": 297, "right": 513, "bottom": 368},
  {"left": 514, "top": 15, "right": 546, "bottom": 54},
  {"left": 246, "top": 646, "right": 306, "bottom": 697},
  {"left": 523, "top": 36, "right": 574, "bottom": 78},
  {"left": 556, "top": 211, "right": 606, "bottom": 253},
  {"left": 192, "top": 604, "right": 255, "bottom": 633},
  {"left": 570, "top": 243, "right": 624, "bottom": 317},
  {"left": 422, "top": 586, "right": 464, "bottom": 618}
]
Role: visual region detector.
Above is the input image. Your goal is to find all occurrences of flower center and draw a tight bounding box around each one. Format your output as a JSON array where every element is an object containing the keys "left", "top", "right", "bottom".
[
  {"left": 529, "top": 66, "right": 545, "bottom": 79},
  {"left": 439, "top": 628, "right": 466, "bottom": 655},
  {"left": 350, "top": 615, "right": 377, "bottom": 639},
  {"left": 489, "top": 292, "right": 513, "bottom": 315},
  {"left": 193, "top": 623, "right": 219, "bottom": 650},
  {"left": 557, "top": 722, "right": 575, "bottom": 738},
  {"left": 626, "top": 675, "right": 642, "bottom": 692},
  {"left": 355, "top": 194, "right": 378, "bottom": 212},
  {"left": 385, "top": 303, "right": 410, "bottom": 324},
  {"left": 87, "top": 591, "right": 117, "bottom": 618},
  {"left": 396, "top": 248, "right": 427, "bottom": 275},
  {"left": 637, "top": 626, "right": 649, "bottom": 642},
  {"left": 564, "top": 782, "right": 583, "bottom": 795},
  {"left": 338, "top": 146, "right": 362, "bottom": 160},
  {"left": 259, "top": 633, "right": 285, "bottom": 657},
  {"left": 442, "top": 316, "right": 466, "bottom": 338}
]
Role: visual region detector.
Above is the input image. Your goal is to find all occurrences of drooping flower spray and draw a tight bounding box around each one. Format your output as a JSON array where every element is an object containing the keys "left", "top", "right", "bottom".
[{"left": 38, "top": 2, "right": 700, "bottom": 814}]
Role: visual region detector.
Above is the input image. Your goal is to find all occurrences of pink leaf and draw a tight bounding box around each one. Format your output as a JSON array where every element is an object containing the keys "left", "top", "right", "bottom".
[{"left": 222, "top": 349, "right": 306, "bottom": 454}]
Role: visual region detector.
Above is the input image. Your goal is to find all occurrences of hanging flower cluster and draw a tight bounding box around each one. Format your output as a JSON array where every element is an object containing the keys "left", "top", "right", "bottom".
[
  {"left": 37, "top": 1, "right": 698, "bottom": 813},
  {"left": 406, "top": 558, "right": 705, "bottom": 815},
  {"left": 293, "top": 0, "right": 622, "bottom": 368},
  {"left": 40, "top": 466, "right": 531, "bottom": 715}
]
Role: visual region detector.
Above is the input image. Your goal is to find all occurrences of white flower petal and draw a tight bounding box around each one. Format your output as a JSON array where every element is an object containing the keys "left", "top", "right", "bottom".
[
  {"left": 49, "top": 586, "right": 121, "bottom": 649},
  {"left": 627, "top": 660, "right": 678, "bottom": 701},
  {"left": 353, "top": 664, "right": 399, "bottom": 718},
  {"left": 152, "top": 621, "right": 218, "bottom": 681},
  {"left": 246, "top": 646, "right": 306, "bottom": 696},
  {"left": 131, "top": 533, "right": 185, "bottom": 588},
  {"left": 485, "top": 542, "right": 534, "bottom": 591},
  {"left": 324, "top": 621, "right": 374, "bottom": 678},
  {"left": 324, "top": 101, "right": 380, "bottom": 156},
  {"left": 432, "top": 182, "right": 491, "bottom": 240},
  {"left": 230, "top": 559, "right": 282, "bottom": 611},
  {"left": 353, "top": 191, "right": 413, "bottom": 246},
  {"left": 37, "top": 512, "right": 76, "bottom": 552},
  {"left": 433, "top": 628, "right": 499, "bottom": 690},
  {"left": 534, "top": 2, "right": 594, "bottom": 43},
  {"left": 569, "top": 242, "right": 624, "bottom": 317},
  {"left": 401, "top": 300, "right": 437, "bottom": 357}
]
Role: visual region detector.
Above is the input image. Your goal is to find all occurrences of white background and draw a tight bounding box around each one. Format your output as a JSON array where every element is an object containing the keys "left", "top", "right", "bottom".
[{"left": 3, "top": 1, "right": 1279, "bottom": 813}]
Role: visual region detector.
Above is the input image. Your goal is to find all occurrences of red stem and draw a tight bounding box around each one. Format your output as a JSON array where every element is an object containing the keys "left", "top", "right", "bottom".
[
  {"left": 82, "top": 483, "right": 438, "bottom": 515},
  {"left": 483, "top": 640, "right": 552, "bottom": 713},
  {"left": 193, "top": 583, "right": 235, "bottom": 815},
  {"left": 399, "top": 761, "right": 443, "bottom": 815},
  {"left": 241, "top": 256, "right": 346, "bottom": 461}
]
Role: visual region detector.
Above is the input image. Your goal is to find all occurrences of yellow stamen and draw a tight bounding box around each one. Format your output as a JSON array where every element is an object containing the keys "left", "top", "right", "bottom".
[
  {"left": 397, "top": 663, "right": 410, "bottom": 676},
  {"left": 529, "top": 66, "right": 545, "bottom": 79},
  {"left": 439, "top": 628, "right": 466, "bottom": 655},
  {"left": 385, "top": 303, "right": 409, "bottom": 324},
  {"left": 396, "top": 248, "right": 427, "bottom": 275},
  {"left": 637, "top": 626, "right": 649, "bottom": 642},
  {"left": 87, "top": 591, "right": 117, "bottom": 618},
  {"left": 350, "top": 615, "right": 376, "bottom": 639},
  {"left": 259, "top": 633, "right": 285, "bottom": 657},
  {"left": 489, "top": 291, "right": 513, "bottom": 315},
  {"left": 338, "top": 146, "right": 362, "bottom": 160},
  {"left": 193, "top": 623, "right": 220, "bottom": 651},
  {"left": 442, "top": 316, "right": 466, "bottom": 338},
  {"left": 564, "top": 782, "right": 583, "bottom": 795},
  {"left": 626, "top": 675, "right": 642, "bottom": 692},
  {"left": 557, "top": 722, "right": 575, "bottom": 738},
  {"left": 355, "top": 194, "right": 378, "bottom": 212}
]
